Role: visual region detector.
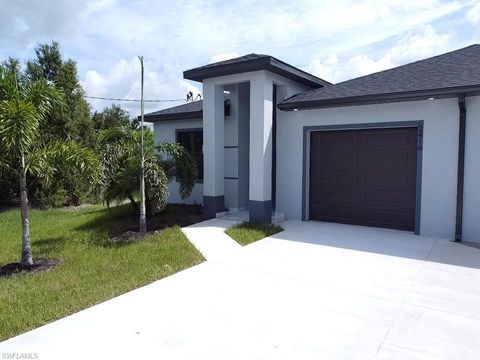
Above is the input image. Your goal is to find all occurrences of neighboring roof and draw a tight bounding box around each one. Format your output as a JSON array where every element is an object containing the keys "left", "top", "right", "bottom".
[
  {"left": 144, "top": 100, "right": 203, "bottom": 122},
  {"left": 279, "top": 44, "right": 480, "bottom": 110},
  {"left": 184, "top": 53, "right": 330, "bottom": 88}
]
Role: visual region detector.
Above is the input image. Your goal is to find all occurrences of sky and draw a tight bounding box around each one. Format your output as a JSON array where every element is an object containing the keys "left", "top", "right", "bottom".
[{"left": 1, "top": 0, "right": 479, "bottom": 117}]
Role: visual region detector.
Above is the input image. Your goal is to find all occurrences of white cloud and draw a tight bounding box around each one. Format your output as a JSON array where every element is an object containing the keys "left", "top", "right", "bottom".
[
  {"left": 308, "top": 24, "right": 456, "bottom": 83},
  {"left": 346, "top": 55, "right": 394, "bottom": 78},
  {"left": 385, "top": 24, "right": 454, "bottom": 63},
  {"left": 308, "top": 54, "right": 338, "bottom": 83},
  {"left": 1, "top": 0, "right": 477, "bottom": 116},
  {"left": 82, "top": 0, "right": 116, "bottom": 18},
  {"left": 0, "top": 0, "right": 90, "bottom": 46},
  {"left": 81, "top": 57, "right": 200, "bottom": 115},
  {"left": 209, "top": 52, "right": 239, "bottom": 63},
  {"left": 467, "top": 2, "right": 480, "bottom": 24}
]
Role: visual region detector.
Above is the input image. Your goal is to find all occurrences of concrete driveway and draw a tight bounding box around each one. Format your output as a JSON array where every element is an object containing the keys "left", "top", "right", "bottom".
[{"left": 2, "top": 220, "right": 480, "bottom": 359}]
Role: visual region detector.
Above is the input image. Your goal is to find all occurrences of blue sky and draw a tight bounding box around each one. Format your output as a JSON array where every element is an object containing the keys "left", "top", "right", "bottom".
[{"left": 1, "top": 0, "right": 479, "bottom": 116}]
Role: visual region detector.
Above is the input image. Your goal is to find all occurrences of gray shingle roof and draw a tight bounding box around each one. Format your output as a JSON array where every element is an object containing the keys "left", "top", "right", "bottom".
[
  {"left": 144, "top": 100, "right": 203, "bottom": 122},
  {"left": 188, "top": 53, "right": 269, "bottom": 69},
  {"left": 280, "top": 44, "right": 480, "bottom": 110},
  {"left": 184, "top": 53, "right": 330, "bottom": 88}
]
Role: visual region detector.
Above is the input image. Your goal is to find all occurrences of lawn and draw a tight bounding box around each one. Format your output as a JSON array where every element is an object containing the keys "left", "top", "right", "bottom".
[
  {"left": 0, "top": 204, "right": 205, "bottom": 341},
  {"left": 225, "top": 221, "right": 283, "bottom": 246}
]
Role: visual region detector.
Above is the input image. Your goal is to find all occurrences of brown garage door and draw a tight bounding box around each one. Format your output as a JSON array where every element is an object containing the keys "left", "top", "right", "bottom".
[{"left": 309, "top": 127, "right": 418, "bottom": 231}]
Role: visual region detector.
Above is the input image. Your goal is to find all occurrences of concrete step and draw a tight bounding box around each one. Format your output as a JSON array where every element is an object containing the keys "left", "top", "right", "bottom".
[{"left": 216, "top": 210, "right": 285, "bottom": 224}]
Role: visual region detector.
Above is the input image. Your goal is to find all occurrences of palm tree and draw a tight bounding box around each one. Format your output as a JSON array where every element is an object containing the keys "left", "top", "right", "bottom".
[
  {"left": 0, "top": 68, "right": 100, "bottom": 266},
  {"left": 99, "top": 126, "right": 197, "bottom": 217}
]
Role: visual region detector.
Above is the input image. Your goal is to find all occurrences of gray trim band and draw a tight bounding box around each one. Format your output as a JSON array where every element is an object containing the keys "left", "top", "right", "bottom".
[
  {"left": 144, "top": 111, "right": 203, "bottom": 122},
  {"left": 249, "top": 200, "right": 272, "bottom": 224},
  {"left": 455, "top": 94, "right": 466, "bottom": 242},
  {"left": 302, "top": 121, "right": 424, "bottom": 235},
  {"left": 203, "top": 195, "right": 224, "bottom": 218},
  {"left": 279, "top": 86, "right": 480, "bottom": 111}
]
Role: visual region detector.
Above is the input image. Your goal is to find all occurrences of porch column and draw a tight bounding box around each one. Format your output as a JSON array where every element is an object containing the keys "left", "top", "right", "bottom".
[
  {"left": 203, "top": 82, "right": 225, "bottom": 217},
  {"left": 249, "top": 72, "right": 273, "bottom": 223}
]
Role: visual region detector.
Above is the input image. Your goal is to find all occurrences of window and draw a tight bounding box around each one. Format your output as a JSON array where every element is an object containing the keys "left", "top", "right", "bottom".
[{"left": 176, "top": 129, "right": 203, "bottom": 181}]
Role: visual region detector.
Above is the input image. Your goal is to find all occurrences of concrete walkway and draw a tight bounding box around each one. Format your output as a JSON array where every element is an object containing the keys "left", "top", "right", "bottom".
[
  {"left": 182, "top": 218, "right": 241, "bottom": 262},
  {"left": 2, "top": 220, "right": 480, "bottom": 359}
]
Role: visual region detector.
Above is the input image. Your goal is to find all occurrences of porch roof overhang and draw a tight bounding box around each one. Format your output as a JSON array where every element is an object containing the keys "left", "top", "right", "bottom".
[{"left": 183, "top": 53, "right": 330, "bottom": 88}]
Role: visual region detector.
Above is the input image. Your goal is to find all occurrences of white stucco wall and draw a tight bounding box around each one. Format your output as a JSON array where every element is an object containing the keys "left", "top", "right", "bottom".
[
  {"left": 153, "top": 118, "right": 204, "bottom": 205},
  {"left": 276, "top": 98, "right": 463, "bottom": 240},
  {"left": 267, "top": 71, "right": 312, "bottom": 99},
  {"left": 203, "top": 70, "right": 314, "bottom": 210},
  {"left": 463, "top": 95, "right": 480, "bottom": 242}
]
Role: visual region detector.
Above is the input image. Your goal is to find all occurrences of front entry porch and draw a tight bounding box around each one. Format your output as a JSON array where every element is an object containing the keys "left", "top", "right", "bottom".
[{"left": 202, "top": 71, "right": 281, "bottom": 223}]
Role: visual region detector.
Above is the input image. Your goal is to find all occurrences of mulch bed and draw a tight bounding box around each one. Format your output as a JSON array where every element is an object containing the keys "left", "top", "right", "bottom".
[
  {"left": 0, "top": 258, "right": 63, "bottom": 278},
  {"left": 109, "top": 204, "right": 206, "bottom": 244},
  {"left": 146, "top": 205, "right": 207, "bottom": 231}
]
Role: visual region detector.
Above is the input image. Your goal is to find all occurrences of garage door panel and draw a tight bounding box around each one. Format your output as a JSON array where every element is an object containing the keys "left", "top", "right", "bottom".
[
  {"left": 365, "top": 149, "right": 409, "bottom": 166},
  {"left": 314, "top": 131, "right": 357, "bottom": 146},
  {"left": 364, "top": 189, "right": 411, "bottom": 204},
  {"left": 309, "top": 127, "right": 418, "bottom": 231},
  {"left": 364, "top": 129, "right": 410, "bottom": 145},
  {"left": 317, "top": 151, "right": 357, "bottom": 166},
  {"left": 311, "top": 201, "right": 356, "bottom": 223},
  {"left": 316, "top": 169, "right": 356, "bottom": 184},
  {"left": 314, "top": 186, "right": 356, "bottom": 201},
  {"left": 365, "top": 171, "right": 409, "bottom": 190},
  {"left": 358, "top": 207, "right": 412, "bottom": 230}
]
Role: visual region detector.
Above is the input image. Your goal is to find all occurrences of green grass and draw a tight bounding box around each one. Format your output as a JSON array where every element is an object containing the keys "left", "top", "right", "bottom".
[
  {"left": 0, "top": 204, "right": 205, "bottom": 341},
  {"left": 225, "top": 221, "right": 283, "bottom": 246}
]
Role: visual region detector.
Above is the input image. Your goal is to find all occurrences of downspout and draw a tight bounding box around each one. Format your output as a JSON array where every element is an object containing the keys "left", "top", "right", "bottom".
[
  {"left": 271, "top": 85, "right": 277, "bottom": 212},
  {"left": 455, "top": 94, "right": 466, "bottom": 242}
]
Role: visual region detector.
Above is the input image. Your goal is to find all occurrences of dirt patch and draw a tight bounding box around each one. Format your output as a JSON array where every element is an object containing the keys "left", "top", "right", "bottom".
[
  {"left": 0, "top": 258, "right": 63, "bottom": 278},
  {"left": 108, "top": 230, "right": 164, "bottom": 244}
]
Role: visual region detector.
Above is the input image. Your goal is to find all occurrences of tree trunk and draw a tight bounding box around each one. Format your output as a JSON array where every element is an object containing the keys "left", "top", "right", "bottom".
[
  {"left": 20, "top": 154, "right": 33, "bottom": 266},
  {"left": 139, "top": 56, "right": 147, "bottom": 234},
  {"left": 127, "top": 193, "right": 139, "bottom": 212},
  {"left": 139, "top": 173, "right": 146, "bottom": 233}
]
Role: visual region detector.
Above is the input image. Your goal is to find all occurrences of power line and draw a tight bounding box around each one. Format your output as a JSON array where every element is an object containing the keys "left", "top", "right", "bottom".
[{"left": 84, "top": 95, "right": 187, "bottom": 103}]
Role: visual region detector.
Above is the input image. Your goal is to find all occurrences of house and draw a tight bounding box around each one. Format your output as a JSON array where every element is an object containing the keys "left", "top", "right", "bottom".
[{"left": 145, "top": 45, "right": 480, "bottom": 242}]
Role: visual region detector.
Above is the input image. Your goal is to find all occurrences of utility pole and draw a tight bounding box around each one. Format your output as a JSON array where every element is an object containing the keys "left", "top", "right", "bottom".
[{"left": 138, "top": 56, "right": 147, "bottom": 234}]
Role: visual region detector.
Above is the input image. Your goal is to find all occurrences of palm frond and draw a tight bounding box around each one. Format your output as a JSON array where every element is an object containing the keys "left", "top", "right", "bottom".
[
  {"left": 0, "top": 67, "right": 18, "bottom": 102},
  {"left": 0, "top": 154, "right": 15, "bottom": 176},
  {"left": 24, "top": 146, "right": 55, "bottom": 182},
  {"left": 22, "top": 79, "right": 65, "bottom": 121},
  {"left": 156, "top": 142, "right": 197, "bottom": 199},
  {"left": 0, "top": 100, "right": 39, "bottom": 155},
  {"left": 98, "top": 127, "right": 137, "bottom": 148},
  {"left": 144, "top": 154, "right": 169, "bottom": 213},
  {"left": 42, "top": 141, "right": 102, "bottom": 185}
]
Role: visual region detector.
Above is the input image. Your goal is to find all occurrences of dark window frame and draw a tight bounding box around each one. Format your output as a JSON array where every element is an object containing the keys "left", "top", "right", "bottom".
[{"left": 175, "top": 128, "right": 203, "bottom": 183}]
